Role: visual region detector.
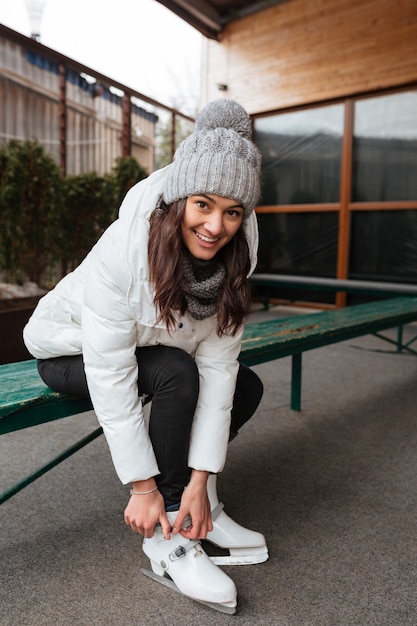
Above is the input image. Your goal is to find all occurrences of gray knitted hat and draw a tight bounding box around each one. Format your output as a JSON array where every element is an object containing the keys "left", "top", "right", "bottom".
[{"left": 163, "top": 99, "right": 261, "bottom": 217}]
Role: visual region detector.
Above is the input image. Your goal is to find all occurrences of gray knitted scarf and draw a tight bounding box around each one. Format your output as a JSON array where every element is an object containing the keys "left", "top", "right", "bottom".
[{"left": 182, "top": 252, "right": 226, "bottom": 320}]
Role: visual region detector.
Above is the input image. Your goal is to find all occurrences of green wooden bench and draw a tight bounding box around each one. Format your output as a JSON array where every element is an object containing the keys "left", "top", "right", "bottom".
[
  {"left": 240, "top": 295, "right": 417, "bottom": 411},
  {"left": 2, "top": 295, "right": 417, "bottom": 505}
]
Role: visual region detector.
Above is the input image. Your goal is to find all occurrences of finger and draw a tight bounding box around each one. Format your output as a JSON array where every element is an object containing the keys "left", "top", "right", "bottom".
[
  {"left": 159, "top": 513, "right": 172, "bottom": 540},
  {"left": 179, "top": 525, "right": 200, "bottom": 540},
  {"left": 132, "top": 523, "right": 156, "bottom": 538},
  {"left": 170, "top": 511, "right": 183, "bottom": 535},
  {"left": 130, "top": 522, "right": 140, "bottom": 534},
  {"left": 178, "top": 515, "right": 198, "bottom": 538}
]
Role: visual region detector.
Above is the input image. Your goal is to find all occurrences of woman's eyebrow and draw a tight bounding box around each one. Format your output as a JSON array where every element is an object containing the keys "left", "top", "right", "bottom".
[{"left": 194, "top": 194, "right": 243, "bottom": 209}]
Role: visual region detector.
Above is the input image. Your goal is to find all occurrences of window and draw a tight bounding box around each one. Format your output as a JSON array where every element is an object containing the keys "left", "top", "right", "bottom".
[
  {"left": 257, "top": 212, "right": 338, "bottom": 276},
  {"left": 253, "top": 87, "right": 417, "bottom": 303},
  {"left": 254, "top": 104, "right": 344, "bottom": 205},
  {"left": 352, "top": 91, "right": 417, "bottom": 202},
  {"left": 350, "top": 210, "right": 417, "bottom": 282}
]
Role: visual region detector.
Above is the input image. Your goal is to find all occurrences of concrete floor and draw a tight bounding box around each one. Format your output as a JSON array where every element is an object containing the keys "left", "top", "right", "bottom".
[{"left": 2, "top": 306, "right": 417, "bottom": 625}]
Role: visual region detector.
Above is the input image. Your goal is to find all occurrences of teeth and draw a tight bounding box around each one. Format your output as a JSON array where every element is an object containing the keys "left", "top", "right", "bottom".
[{"left": 196, "top": 232, "right": 218, "bottom": 243}]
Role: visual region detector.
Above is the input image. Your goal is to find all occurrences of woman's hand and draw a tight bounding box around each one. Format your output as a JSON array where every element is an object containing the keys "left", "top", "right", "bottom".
[
  {"left": 124, "top": 479, "right": 171, "bottom": 539},
  {"left": 171, "top": 470, "right": 213, "bottom": 540}
]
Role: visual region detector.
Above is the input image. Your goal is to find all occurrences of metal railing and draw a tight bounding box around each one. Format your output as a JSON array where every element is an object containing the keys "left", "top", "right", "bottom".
[{"left": 0, "top": 23, "right": 195, "bottom": 175}]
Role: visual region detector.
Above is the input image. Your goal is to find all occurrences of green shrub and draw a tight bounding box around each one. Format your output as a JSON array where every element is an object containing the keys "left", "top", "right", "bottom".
[
  {"left": 0, "top": 144, "right": 149, "bottom": 287},
  {"left": 112, "top": 155, "right": 148, "bottom": 209},
  {"left": 0, "top": 140, "right": 63, "bottom": 285},
  {"left": 59, "top": 173, "right": 116, "bottom": 273}
]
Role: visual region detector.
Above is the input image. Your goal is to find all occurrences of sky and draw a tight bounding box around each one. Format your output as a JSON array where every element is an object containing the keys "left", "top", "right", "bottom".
[{"left": 0, "top": 0, "right": 203, "bottom": 115}]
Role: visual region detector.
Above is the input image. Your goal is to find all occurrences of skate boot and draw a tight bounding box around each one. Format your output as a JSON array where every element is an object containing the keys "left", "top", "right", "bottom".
[
  {"left": 205, "top": 475, "right": 269, "bottom": 566},
  {"left": 142, "top": 511, "right": 237, "bottom": 614}
]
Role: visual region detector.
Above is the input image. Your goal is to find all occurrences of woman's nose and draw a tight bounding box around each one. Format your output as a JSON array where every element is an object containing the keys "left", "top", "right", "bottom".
[{"left": 205, "top": 211, "right": 224, "bottom": 235}]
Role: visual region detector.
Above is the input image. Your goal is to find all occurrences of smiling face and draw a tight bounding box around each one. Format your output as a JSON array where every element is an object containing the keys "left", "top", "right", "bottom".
[{"left": 181, "top": 194, "right": 244, "bottom": 260}]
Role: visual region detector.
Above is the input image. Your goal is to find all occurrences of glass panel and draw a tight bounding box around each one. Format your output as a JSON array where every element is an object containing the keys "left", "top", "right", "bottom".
[
  {"left": 349, "top": 210, "right": 417, "bottom": 282},
  {"left": 352, "top": 91, "right": 417, "bottom": 201},
  {"left": 255, "top": 212, "right": 339, "bottom": 304},
  {"left": 256, "top": 212, "right": 338, "bottom": 275},
  {"left": 253, "top": 105, "right": 344, "bottom": 205}
]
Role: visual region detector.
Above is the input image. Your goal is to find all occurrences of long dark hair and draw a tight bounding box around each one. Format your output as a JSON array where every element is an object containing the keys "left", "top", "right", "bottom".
[{"left": 148, "top": 199, "right": 251, "bottom": 336}]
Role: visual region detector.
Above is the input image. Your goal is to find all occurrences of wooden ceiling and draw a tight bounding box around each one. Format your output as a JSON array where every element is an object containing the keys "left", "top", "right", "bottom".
[{"left": 155, "top": 0, "right": 289, "bottom": 39}]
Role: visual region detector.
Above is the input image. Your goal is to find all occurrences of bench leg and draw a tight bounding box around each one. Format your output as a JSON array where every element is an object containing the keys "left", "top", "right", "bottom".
[
  {"left": 397, "top": 325, "right": 404, "bottom": 353},
  {"left": 373, "top": 328, "right": 417, "bottom": 356},
  {"left": 291, "top": 353, "right": 302, "bottom": 411}
]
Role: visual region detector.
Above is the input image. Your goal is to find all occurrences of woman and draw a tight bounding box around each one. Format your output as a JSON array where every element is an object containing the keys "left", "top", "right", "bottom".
[{"left": 24, "top": 99, "right": 268, "bottom": 614}]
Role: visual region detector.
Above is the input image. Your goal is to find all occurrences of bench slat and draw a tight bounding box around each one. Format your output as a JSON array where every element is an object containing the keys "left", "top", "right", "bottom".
[
  {"left": 240, "top": 296, "right": 417, "bottom": 366},
  {"left": 2, "top": 296, "right": 417, "bottom": 423},
  {"left": 0, "top": 360, "right": 61, "bottom": 415},
  {"left": 0, "top": 360, "right": 93, "bottom": 434}
]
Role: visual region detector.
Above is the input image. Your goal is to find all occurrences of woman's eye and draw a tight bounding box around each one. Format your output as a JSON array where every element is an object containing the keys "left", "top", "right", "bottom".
[{"left": 197, "top": 201, "right": 208, "bottom": 209}]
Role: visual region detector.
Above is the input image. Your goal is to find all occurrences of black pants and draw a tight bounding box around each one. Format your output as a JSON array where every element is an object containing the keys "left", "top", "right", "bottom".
[{"left": 38, "top": 345, "right": 263, "bottom": 507}]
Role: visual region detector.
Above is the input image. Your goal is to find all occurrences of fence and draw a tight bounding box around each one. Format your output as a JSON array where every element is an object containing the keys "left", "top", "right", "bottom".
[{"left": 0, "top": 24, "right": 194, "bottom": 176}]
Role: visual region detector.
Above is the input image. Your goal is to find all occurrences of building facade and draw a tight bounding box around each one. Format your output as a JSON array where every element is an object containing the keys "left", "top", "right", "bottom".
[
  {"left": 198, "top": 0, "right": 417, "bottom": 304},
  {"left": 0, "top": 25, "right": 161, "bottom": 176}
]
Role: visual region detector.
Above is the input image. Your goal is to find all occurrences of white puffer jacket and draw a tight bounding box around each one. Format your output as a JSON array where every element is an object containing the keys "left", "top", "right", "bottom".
[{"left": 23, "top": 166, "right": 259, "bottom": 484}]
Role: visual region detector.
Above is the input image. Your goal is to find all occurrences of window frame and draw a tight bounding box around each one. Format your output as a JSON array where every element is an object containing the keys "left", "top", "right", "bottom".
[{"left": 252, "top": 84, "right": 417, "bottom": 306}]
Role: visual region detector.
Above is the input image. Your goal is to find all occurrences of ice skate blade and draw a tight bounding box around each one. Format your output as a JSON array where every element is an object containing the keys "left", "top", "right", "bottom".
[
  {"left": 140, "top": 568, "right": 237, "bottom": 615},
  {"left": 205, "top": 544, "right": 269, "bottom": 566},
  {"left": 210, "top": 550, "right": 269, "bottom": 566}
]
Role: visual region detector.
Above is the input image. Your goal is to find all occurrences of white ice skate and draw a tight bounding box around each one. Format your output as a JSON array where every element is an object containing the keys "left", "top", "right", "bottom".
[
  {"left": 205, "top": 475, "right": 269, "bottom": 566},
  {"left": 141, "top": 512, "right": 237, "bottom": 615}
]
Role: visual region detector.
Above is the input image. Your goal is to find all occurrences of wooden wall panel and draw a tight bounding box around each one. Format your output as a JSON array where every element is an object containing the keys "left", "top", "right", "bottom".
[{"left": 201, "top": 0, "right": 417, "bottom": 113}]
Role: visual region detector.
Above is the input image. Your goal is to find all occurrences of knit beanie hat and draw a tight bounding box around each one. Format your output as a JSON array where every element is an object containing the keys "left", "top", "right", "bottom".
[{"left": 163, "top": 99, "right": 261, "bottom": 217}]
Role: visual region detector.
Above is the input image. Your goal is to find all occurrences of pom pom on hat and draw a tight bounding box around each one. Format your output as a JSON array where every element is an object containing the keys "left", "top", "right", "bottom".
[
  {"left": 163, "top": 99, "right": 261, "bottom": 216},
  {"left": 195, "top": 99, "right": 253, "bottom": 139}
]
